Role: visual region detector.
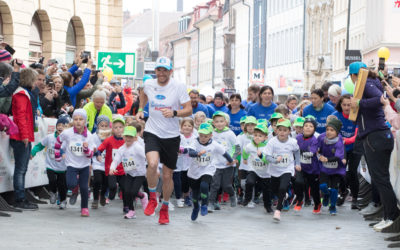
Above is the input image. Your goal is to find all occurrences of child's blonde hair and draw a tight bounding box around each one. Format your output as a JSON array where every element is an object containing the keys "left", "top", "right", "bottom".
[
  {"left": 180, "top": 117, "right": 194, "bottom": 128},
  {"left": 194, "top": 111, "right": 206, "bottom": 121},
  {"left": 274, "top": 104, "right": 290, "bottom": 117},
  {"left": 212, "top": 113, "right": 230, "bottom": 126}
]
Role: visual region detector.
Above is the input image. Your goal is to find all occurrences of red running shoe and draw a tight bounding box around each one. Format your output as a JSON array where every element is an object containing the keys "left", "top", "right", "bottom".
[
  {"left": 158, "top": 205, "right": 169, "bottom": 225},
  {"left": 313, "top": 203, "right": 322, "bottom": 214},
  {"left": 144, "top": 197, "right": 158, "bottom": 216}
]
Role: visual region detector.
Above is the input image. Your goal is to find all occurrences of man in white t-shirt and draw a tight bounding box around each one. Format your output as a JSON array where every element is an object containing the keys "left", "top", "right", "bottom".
[{"left": 137, "top": 57, "right": 192, "bottom": 225}]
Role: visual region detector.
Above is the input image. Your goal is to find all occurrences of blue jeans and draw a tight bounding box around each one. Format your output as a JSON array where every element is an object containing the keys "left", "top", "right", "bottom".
[
  {"left": 10, "top": 140, "right": 32, "bottom": 202},
  {"left": 66, "top": 166, "right": 90, "bottom": 209}
]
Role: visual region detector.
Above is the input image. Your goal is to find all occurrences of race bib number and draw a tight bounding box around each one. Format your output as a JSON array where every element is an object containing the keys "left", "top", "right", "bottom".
[
  {"left": 323, "top": 161, "right": 338, "bottom": 169},
  {"left": 122, "top": 157, "right": 136, "bottom": 172},
  {"left": 112, "top": 149, "right": 118, "bottom": 159},
  {"left": 276, "top": 154, "right": 291, "bottom": 168},
  {"left": 251, "top": 157, "right": 266, "bottom": 170},
  {"left": 196, "top": 153, "right": 211, "bottom": 167},
  {"left": 69, "top": 141, "right": 84, "bottom": 156},
  {"left": 47, "top": 147, "right": 55, "bottom": 159},
  {"left": 300, "top": 153, "right": 312, "bottom": 164}
]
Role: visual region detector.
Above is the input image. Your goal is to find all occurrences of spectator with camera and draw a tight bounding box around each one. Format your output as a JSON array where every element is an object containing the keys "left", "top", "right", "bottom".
[
  {"left": 36, "top": 70, "right": 62, "bottom": 118},
  {"left": 108, "top": 79, "right": 126, "bottom": 114},
  {"left": 0, "top": 60, "right": 22, "bottom": 114}
]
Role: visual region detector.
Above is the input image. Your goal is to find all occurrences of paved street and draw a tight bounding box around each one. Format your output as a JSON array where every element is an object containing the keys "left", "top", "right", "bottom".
[{"left": 0, "top": 198, "right": 394, "bottom": 250}]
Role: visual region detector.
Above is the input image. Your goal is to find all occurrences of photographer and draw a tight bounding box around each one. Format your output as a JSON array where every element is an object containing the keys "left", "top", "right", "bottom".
[
  {"left": 53, "top": 75, "right": 73, "bottom": 115},
  {"left": 39, "top": 76, "right": 61, "bottom": 118},
  {"left": 108, "top": 79, "right": 126, "bottom": 114},
  {"left": 64, "top": 52, "right": 92, "bottom": 107},
  {"left": 0, "top": 60, "right": 22, "bottom": 114}
]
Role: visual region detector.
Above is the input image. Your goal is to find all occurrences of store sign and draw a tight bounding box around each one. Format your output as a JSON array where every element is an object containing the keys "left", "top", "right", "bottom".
[{"left": 345, "top": 50, "right": 362, "bottom": 66}]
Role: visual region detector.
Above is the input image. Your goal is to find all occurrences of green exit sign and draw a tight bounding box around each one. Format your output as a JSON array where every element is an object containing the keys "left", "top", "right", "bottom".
[{"left": 97, "top": 52, "right": 136, "bottom": 76}]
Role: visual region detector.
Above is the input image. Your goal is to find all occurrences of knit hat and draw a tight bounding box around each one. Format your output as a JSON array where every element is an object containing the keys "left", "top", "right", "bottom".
[
  {"left": 96, "top": 115, "right": 110, "bottom": 127},
  {"left": 72, "top": 109, "right": 87, "bottom": 121},
  {"left": 214, "top": 92, "right": 224, "bottom": 100},
  {"left": 0, "top": 50, "right": 11, "bottom": 62},
  {"left": 326, "top": 118, "right": 342, "bottom": 134},
  {"left": 56, "top": 115, "right": 70, "bottom": 126},
  {"left": 303, "top": 116, "right": 317, "bottom": 129}
]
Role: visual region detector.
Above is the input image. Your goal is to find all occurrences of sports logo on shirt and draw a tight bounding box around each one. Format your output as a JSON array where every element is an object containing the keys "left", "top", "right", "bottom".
[{"left": 155, "top": 95, "right": 166, "bottom": 100}]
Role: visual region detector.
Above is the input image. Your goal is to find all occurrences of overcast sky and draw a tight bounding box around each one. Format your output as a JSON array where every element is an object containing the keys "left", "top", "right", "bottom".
[{"left": 123, "top": 0, "right": 206, "bottom": 14}]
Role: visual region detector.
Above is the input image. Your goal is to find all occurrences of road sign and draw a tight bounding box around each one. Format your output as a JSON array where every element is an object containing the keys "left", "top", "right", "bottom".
[
  {"left": 345, "top": 50, "right": 362, "bottom": 66},
  {"left": 97, "top": 52, "right": 136, "bottom": 76}
]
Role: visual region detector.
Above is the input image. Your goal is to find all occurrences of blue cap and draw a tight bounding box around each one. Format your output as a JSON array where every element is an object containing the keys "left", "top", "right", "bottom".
[
  {"left": 155, "top": 57, "right": 172, "bottom": 71},
  {"left": 349, "top": 61, "right": 367, "bottom": 75},
  {"left": 143, "top": 74, "right": 153, "bottom": 83}
]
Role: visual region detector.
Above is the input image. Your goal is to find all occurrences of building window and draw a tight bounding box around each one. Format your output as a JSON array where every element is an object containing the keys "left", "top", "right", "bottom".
[
  {"left": 29, "top": 13, "right": 42, "bottom": 63},
  {"left": 66, "top": 21, "right": 77, "bottom": 66},
  {"left": 319, "top": 20, "right": 323, "bottom": 54}
]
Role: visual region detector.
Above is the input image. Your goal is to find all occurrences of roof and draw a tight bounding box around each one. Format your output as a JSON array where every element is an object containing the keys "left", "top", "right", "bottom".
[{"left": 123, "top": 11, "right": 182, "bottom": 36}]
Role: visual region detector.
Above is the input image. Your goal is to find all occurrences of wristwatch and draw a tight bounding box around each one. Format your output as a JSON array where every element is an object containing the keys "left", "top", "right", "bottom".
[{"left": 173, "top": 110, "right": 178, "bottom": 117}]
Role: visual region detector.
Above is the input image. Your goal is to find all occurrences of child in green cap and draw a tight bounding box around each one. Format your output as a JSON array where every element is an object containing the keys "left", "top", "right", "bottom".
[
  {"left": 109, "top": 126, "right": 147, "bottom": 220},
  {"left": 268, "top": 112, "right": 284, "bottom": 140},
  {"left": 291, "top": 116, "right": 305, "bottom": 138},
  {"left": 179, "top": 123, "right": 234, "bottom": 221},
  {"left": 242, "top": 122, "right": 272, "bottom": 213},
  {"left": 264, "top": 118, "right": 301, "bottom": 222}
]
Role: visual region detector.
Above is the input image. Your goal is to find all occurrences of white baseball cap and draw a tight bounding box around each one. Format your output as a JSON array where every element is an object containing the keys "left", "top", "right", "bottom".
[{"left": 155, "top": 56, "right": 172, "bottom": 71}]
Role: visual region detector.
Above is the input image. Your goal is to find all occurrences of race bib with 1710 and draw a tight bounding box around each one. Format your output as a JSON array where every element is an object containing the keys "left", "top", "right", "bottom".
[
  {"left": 69, "top": 141, "right": 84, "bottom": 156},
  {"left": 276, "top": 154, "right": 291, "bottom": 167},
  {"left": 196, "top": 152, "right": 211, "bottom": 167},
  {"left": 122, "top": 157, "right": 136, "bottom": 172}
]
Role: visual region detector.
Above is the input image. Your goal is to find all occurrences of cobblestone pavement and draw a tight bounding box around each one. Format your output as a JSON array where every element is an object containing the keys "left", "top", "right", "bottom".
[{"left": 0, "top": 198, "right": 395, "bottom": 250}]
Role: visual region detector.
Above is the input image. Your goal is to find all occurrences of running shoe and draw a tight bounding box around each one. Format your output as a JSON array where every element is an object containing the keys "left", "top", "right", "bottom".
[
  {"left": 49, "top": 192, "right": 57, "bottom": 204},
  {"left": 374, "top": 220, "right": 394, "bottom": 232},
  {"left": 312, "top": 203, "right": 322, "bottom": 214},
  {"left": 69, "top": 192, "right": 79, "bottom": 206},
  {"left": 201, "top": 205, "right": 208, "bottom": 216},
  {"left": 191, "top": 207, "right": 200, "bottom": 221},
  {"left": 304, "top": 199, "right": 312, "bottom": 207},
  {"left": 14, "top": 200, "right": 38, "bottom": 211},
  {"left": 59, "top": 200, "right": 67, "bottom": 210},
  {"left": 177, "top": 198, "right": 185, "bottom": 208},
  {"left": 81, "top": 208, "right": 89, "bottom": 217},
  {"left": 91, "top": 200, "right": 99, "bottom": 209},
  {"left": 123, "top": 206, "right": 129, "bottom": 214},
  {"left": 282, "top": 200, "right": 290, "bottom": 211},
  {"left": 329, "top": 206, "right": 337, "bottom": 216},
  {"left": 159, "top": 206, "right": 169, "bottom": 225},
  {"left": 322, "top": 194, "right": 330, "bottom": 207},
  {"left": 213, "top": 202, "right": 221, "bottom": 211},
  {"left": 293, "top": 201, "right": 303, "bottom": 212},
  {"left": 265, "top": 206, "right": 273, "bottom": 214},
  {"left": 246, "top": 201, "right": 255, "bottom": 208},
  {"left": 273, "top": 210, "right": 281, "bottom": 221},
  {"left": 144, "top": 197, "right": 158, "bottom": 216},
  {"left": 124, "top": 210, "right": 136, "bottom": 219},
  {"left": 336, "top": 189, "right": 349, "bottom": 206},
  {"left": 169, "top": 202, "right": 175, "bottom": 211},
  {"left": 184, "top": 196, "right": 192, "bottom": 207},
  {"left": 140, "top": 192, "right": 149, "bottom": 210},
  {"left": 100, "top": 196, "right": 106, "bottom": 206},
  {"left": 351, "top": 199, "right": 360, "bottom": 210}
]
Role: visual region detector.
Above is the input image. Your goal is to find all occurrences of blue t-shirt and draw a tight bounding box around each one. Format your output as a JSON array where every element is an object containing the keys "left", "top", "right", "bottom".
[
  {"left": 193, "top": 102, "right": 210, "bottom": 118},
  {"left": 333, "top": 111, "right": 357, "bottom": 151},
  {"left": 210, "top": 103, "right": 229, "bottom": 113},
  {"left": 228, "top": 109, "right": 247, "bottom": 135},
  {"left": 206, "top": 104, "right": 215, "bottom": 118},
  {"left": 247, "top": 102, "right": 278, "bottom": 120},
  {"left": 302, "top": 103, "right": 335, "bottom": 134},
  {"left": 327, "top": 100, "right": 336, "bottom": 109},
  {"left": 245, "top": 101, "right": 255, "bottom": 112}
]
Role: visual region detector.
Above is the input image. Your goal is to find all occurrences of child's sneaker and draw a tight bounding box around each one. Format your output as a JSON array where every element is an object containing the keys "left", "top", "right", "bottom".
[
  {"left": 282, "top": 200, "right": 290, "bottom": 211},
  {"left": 49, "top": 192, "right": 57, "bottom": 204},
  {"left": 123, "top": 206, "right": 129, "bottom": 214},
  {"left": 201, "top": 205, "right": 208, "bottom": 216},
  {"left": 293, "top": 201, "right": 303, "bottom": 212},
  {"left": 169, "top": 202, "right": 175, "bottom": 211},
  {"left": 184, "top": 196, "right": 192, "bottom": 207},
  {"left": 213, "top": 202, "right": 221, "bottom": 210},
  {"left": 246, "top": 201, "right": 255, "bottom": 208},
  {"left": 177, "top": 198, "right": 185, "bottom": 208},
  {"left": 106, "top": 198, "right": 110, "bottom": 204},
  {"left": 81, "top": 208, "right": 89, "bottom": 217},
  {"left": 69, "top": 192, "right": 79, "bottom": 205},
  {"left": 191, "top": 207, "right": 200, "bottom": 221},
  {"left": 144, "top": 197, "right": 158, "bottom": 216},
  {"left": 159, "top": 206, "right": 169, "bottom": 225},
  {"left": 91, "top": 200, "right": 99, "bottom": 209},
  {"left": 273, "top": 210, "right": 281, "bottom": 221},
  {"left": 322, "top": 194, "right": 330, "bottom": 207},
  {"left": 124, "top": 210, "right": 136, "bottom": 219},
  {"left": 140, "top": 192, "right": 148, "bottom": 210},
  {"left": 100, "top": 196, "right": 106, "bottom": 206},
  {"left": 265, "top": 206, "right": 273, "bottom": 214},
  {"left": 312, "top": 203, "right": 322, "bottom": 214},
  {"left": 329, "top": 206, "right": 337, "bottom": 216},
  {"left": 59, "top": 200, "right": 67, "bottom": 210}
]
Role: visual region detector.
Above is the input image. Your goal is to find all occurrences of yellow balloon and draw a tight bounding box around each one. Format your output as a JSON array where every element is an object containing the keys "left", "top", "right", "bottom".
[
  {"left": 102, "top": 67, "right": 114, "bottom": 81},
  {"left": 377, "top": 47, "right": 390, "bottom": 60}
]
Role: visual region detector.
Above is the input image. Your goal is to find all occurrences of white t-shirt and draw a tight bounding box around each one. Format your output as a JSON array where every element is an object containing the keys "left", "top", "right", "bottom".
[
  {"left": 92, "top": 134, "right": 105, "bottom": 171},
  {"left": 243, "top": 142, "right": 270, "bottom": 178},
  {"left": 110, "top": 141, "right": 146, "bottom": 178},
  {"left": 144, "top": 78, "right": 190, "bottom": 138},
  {"left": 236, "top": 133, "right": 252, "bottom": 171},
  {"left": 187, "top": 139, "right": 225, "bottom": 180},
  {"left": 58, "top": 127, "right": 96, "bottom": 169},
  {"left": 176, "top": 133, "right": 196, "bottom": 172},
  {"left": 40, "top": 134, "right": 67, "bottom": 172},
  {"left": 264, "top": 137, "right": 299, "bottom": 177},
  {"left": 212, "top": 129, "right": 236, "bottom": 169}
]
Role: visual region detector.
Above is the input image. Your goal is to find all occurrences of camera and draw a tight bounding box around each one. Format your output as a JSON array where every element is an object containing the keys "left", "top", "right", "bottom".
[
  {"left": 81, "top": 51, "right": 91, "bottom": 64},
  {"left": 379, "top": 57, "right": 385, "bottom": 71}
]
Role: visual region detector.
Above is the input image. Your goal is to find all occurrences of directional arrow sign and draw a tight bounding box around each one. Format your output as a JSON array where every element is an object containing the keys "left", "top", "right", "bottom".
[{"left": 97, "top": 52, "right": 136, "bottom": 76}]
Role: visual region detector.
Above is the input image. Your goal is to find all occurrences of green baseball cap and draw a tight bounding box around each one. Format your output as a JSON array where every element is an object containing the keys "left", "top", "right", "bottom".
[
  {"left": 245, "top": 116, "right": 257, "bottom": 125},
  {"left": 257, "top": 119, "right": 268, "bottom": 126},
  {"left": 206, "top": 118, "right": 213, "bottom": 125},
  {"left": 240, "top": 116, "right": 248, "bottom": 124},
  {"left": 112, "top": 116, "right": 125, "bottom": 125},
  {"left": 212, "top": 111, "right": 227, "bottom": 119},
  {"left": 293, "top": 117, "right": 305, "bottom": 127},
  {"left": 304, "top": 115, "right": 316, "bottom": 120},
  {"left": 123, "top": 126, "right": 137, "bottom": 137},
  {"left": 276, "top": 118, "right": 291, "bottom": 128},
  {"left": 269, "top": 112, "right": 284, "bottom": 122},
  {"left": 254, "top": 123, "right": 269, "bottom": 135},
  {"left": 198, "top": 123, "right": 214, "bottom": 135}
]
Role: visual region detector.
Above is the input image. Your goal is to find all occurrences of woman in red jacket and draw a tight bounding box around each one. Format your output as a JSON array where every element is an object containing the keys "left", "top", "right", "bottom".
[{"left": 10, "top": 67, "right": 38, "bottom": 210}]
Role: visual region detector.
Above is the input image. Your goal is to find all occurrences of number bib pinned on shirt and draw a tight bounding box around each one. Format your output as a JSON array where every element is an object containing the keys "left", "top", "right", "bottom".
[
  {"left": 300, "top": 153, "right": 312, "bottom": 164},
  {"left": 276, "top": 154, "right": 291, "bottom": 167},
  {"left": 252, "top": 157, "right": 266, "bottom": 170},
  {"left": 323, "top": 161, "right": 338, "bottom": 169},
  {"left": 47, "top": 147, "right": 55, "bottom": 159},
  {"left": 122, "top": 157, "right": 136, "bottom": 172},
  {"left": 69, "top": 141, "right": 84, "bottom": 156},
  {"left": 196, "top": 153, "right": 211, "bottom": 167}
]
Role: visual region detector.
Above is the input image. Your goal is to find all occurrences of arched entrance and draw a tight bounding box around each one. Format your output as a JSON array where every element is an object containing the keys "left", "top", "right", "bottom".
[
  {"left": 29, "top": 10, "right": 51, "bottom": 64},
  {"left": 66, "top": 16, "right": 85, "bottom": 66}
]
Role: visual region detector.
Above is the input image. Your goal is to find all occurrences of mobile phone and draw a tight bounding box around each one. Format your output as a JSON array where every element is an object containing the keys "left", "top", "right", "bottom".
[
  {"left": 5, "top": 44, "right": 15, "bottom": 55},
  {"left": 81, "top": 51, "right": 91, "bottom": 63},
  {"left": 379, "top": 57, "right": 385, "bottom": 71},
  {"left": 384, "top": 91, "right": 388, "bottom": 99}
]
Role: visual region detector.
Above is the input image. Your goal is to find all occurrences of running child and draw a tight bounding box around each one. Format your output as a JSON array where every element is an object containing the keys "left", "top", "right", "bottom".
[
  {"left": 291, "top": 117, "right": 305, "bottom": 138},
  {"left": 268, "top": 112, "right": 284, "bottom": 140},
  {"left": 318, "top": 117, "right": 346, "bottom": 216},
  {"left": 91, "top": 115, "right": 112, "bottom": 208},
  {"left": 264, "top": 118, "right": 300, "bottom": 222},
  {"left": 242, "top": 123, "right": 272, "bottom": 213},
  {"left": 209, "top": 111, "right": 238, "bottom": 210},
  {"left": 54, "top": 109, "right": 96, "bottom": 217},
  {"left": 181, "top": 123, "right": 234, "bottom": 221},
  {"left": 294, "top": 116, "right": 321, "bottom": 214},
  {"left": 109, "top": 126, "right": 147, "bottom": 219},
  {"left": 31, "top": 116, "right": 70, "bottom": 209}
]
